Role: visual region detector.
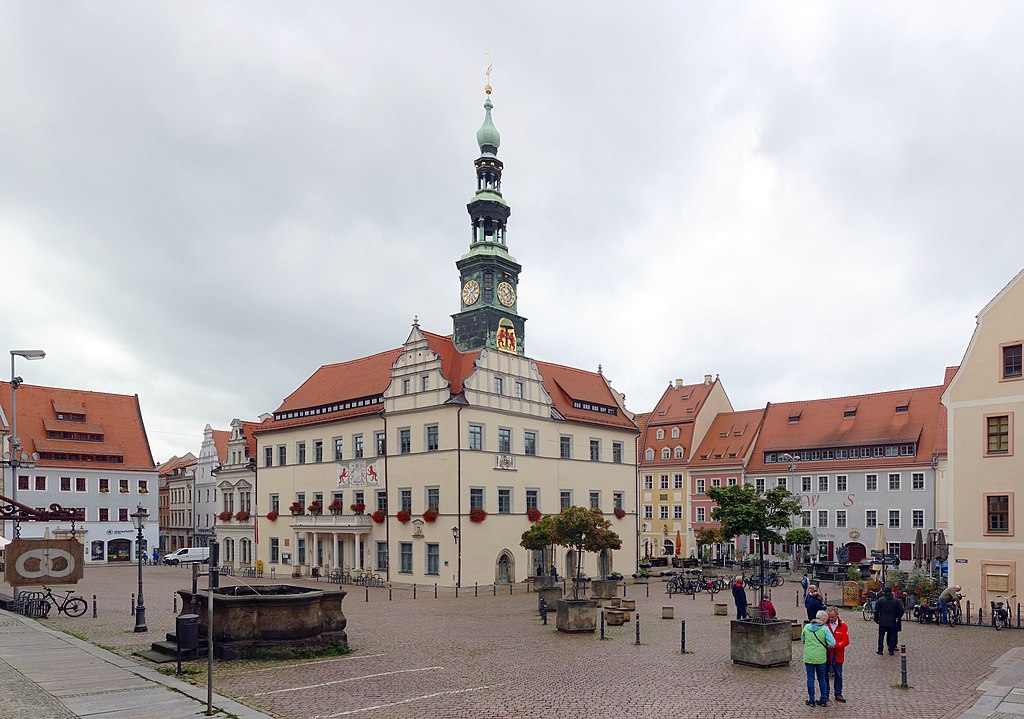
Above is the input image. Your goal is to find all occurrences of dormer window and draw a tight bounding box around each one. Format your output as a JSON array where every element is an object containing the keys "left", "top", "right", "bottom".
[
  {"left": 895, "top": 405, "right": 909, "bottom": 414},
  {"left": 788, "top": 413, "right": 801, "bottom": 423},
  {"left": 843, "top": 410, "right": 856, "bottom": 419},
  {"left": 661, "top": 448, "right": 670, "bottom": 460},
  {"left": 645, "top": 448, "right": 655, "bottom": 461},
  {"left": 671, "top": 428, "right": 680, "bottom": 439},
  {"left": 656, "top": 429, "right": 664, "bottom": 440},
  {"left": 674, "top": 447, "right": 684, "bottom": 460}
]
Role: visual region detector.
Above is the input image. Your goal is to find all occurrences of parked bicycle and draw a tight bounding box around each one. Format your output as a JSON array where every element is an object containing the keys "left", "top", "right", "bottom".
[
  {"left": 947, "top": 598, "right": 963, "bottom": 626},
  {"left": 744, "top": 572, "right": 784, "bottom": 589},
  {"left": 991, "top": 594, "right": 1016, "bottom": 630},
  {"left": 40, "top": 586, "right": 88, "bottom": 617},
  {"left": 861, "top": 589, "right": 882, "bottom": 622}
]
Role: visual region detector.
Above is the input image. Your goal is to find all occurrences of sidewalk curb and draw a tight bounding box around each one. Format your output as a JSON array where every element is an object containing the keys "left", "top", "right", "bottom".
[{"left": 1, "top": 610, "right": 274, "bottom": 719}]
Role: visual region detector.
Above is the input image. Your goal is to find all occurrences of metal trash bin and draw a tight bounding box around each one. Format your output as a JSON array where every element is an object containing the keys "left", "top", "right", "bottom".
[{"left": 176, "top": 613, "right": 200, "bottom": 652}]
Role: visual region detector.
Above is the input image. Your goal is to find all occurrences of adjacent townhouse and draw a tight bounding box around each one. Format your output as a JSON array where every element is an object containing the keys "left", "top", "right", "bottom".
[
  {"left": 943, "top": 267, "right": 1024, "bottom": 605},
  {"left": 251, "top": 87, "right": 639, "bottom": 587},
  {"left": 0, "top": 385, "right": 158, "bottom": 562},
  {"left": 157, "top": 452, "right": 196, "bottom": 552},
  {"left": 194, "top": 424, "right": 229, "bottom": 543},
  {"left": 637, "top": 377, "right": 732, "bottom": 559},
  {"left": 212, "top": 418, "right": 260, "bottom": 569},
  {"left": 687, "top": 407, "right": 767, "bottom": 560},
  {"left": 745, "top": 384, "right": 945, "bottom": 569}
]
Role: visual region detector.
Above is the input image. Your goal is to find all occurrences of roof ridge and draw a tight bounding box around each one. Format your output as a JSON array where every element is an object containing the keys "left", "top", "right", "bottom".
[
  {"left": 768, "top": 384, "right": 944, "bottom": 406},
  {"left": 19, "top": 384, "right": 142, "bottom": 400}
]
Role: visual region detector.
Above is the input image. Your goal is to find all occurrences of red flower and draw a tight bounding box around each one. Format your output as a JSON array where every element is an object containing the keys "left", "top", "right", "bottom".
[
  {"left": 289, "top": 501, "right": 305, "bottom": 515},
  {"left": 235, "top": 510, "right": 250, "bottom": 522},
  {"left": 371, "top": 509, "right": 386, "bottom": 524},
  {"left": 266, "top": 510, "right": 279, "bottom": 521},
  {"left": 396, "top": 509, "right": 412, "bottom": 524},
  {"left": 217, "top": 510, "right": 233, "bottom": 522},
  {"left": 350, "top": 503, "right": 366, "bottom": 513},
  {"left": 422, "top": 508, "right": 439, "bottom": 523},
  {"left": 469, "top": 507, "right": 487, "bottom": 523},
  {"left": 613, "top": 507, "right": 627, "bottom": 520},
  {"left": 527, "top": 507, "right": 542, "bottom": 522}
]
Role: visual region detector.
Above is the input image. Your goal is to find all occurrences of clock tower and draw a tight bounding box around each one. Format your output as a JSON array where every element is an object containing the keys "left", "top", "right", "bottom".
[{"left": 452, "top": 84, "right": 526, "bottom": 355}]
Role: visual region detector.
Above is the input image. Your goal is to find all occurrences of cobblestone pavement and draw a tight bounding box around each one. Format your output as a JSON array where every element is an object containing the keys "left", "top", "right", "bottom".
[{"left": 6, "top": 565, "right": 1024, "bottom": 719}]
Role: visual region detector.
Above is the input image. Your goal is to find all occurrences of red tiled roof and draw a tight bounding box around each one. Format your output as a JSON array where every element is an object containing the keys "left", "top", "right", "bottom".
[
  {"left": 259, "top": 331, "right": 634, "bottom": 434},
  {"left": 0, "top": 384, "right": 156, "bottom": 472},
  {"left": 638, "top": 381, "right": 717, "bottom": 464},
  {"left": 239, "top": 421, "right": 261, "bottom": 458},
  {"left": 212, "top": 430, "right": 230, "bottom": 462},
  {"left": 690, "top": 408, "right": 767, "bottom": 468},
  {"left": 746, "top": 384, "right": 945, "bottom": 473}
]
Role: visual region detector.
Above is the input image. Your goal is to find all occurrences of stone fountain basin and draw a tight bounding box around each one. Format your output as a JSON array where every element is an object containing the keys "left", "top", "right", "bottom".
[{"left": 177, "top": 584, "right": 347, "bottom": 658}]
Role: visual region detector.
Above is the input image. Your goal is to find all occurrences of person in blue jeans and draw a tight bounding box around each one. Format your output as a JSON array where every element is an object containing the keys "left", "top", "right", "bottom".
[{"left": 801, "top": 609, "right": 836, "bottom": 707}]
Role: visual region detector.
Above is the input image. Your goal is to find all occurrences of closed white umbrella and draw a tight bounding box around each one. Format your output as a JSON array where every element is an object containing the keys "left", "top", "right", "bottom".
[
  {"left": 874, "top": 523, "right": 887, "bottom": 553},
  {"left": 0, "top": 535, "right": 10, "bottom": 549}
]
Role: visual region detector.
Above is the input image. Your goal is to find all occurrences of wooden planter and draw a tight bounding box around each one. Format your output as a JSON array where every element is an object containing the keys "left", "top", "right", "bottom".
[{"left": 730, "top": 619, "right": 793, "bottom": 668}]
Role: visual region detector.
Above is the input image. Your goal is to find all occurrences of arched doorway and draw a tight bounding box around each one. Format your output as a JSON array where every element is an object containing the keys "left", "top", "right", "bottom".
[
  {"left": 846, "top": 542, "right": 866, "bottom": 563},
  {"left": 495, "top": 550, "right": 515, "bottom": 584},
  {"left": 565, "top": 550, "right": 577, "bottom": 579},
  {"left": 107, "top": 538, "right": 130, "bottom": 562}
]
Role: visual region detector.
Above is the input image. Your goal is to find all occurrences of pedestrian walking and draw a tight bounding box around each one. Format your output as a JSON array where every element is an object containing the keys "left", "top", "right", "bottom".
[
  {"left": 152, "top": 548, "right": 159, "bottom": 565},
  {"left": 549, "top": 565, "right": 558, "bottom": 583},
  {"left": 801, "top": 609, "right": 836, "bottom": 707},
  {"left": 801, "top": 573, "right": 809, "bottom": 599},
  {"left": 805, "top": 584, "right": 824, "bottom": 621},
  {"left": 873, "top": 586, "right": 904, "bottom": 655},
  {"left": 732, "top": 575, "right": 748, "bottom": 620},
  {"left": 825, "top": 606, "right": 849, "bottom": 703}
]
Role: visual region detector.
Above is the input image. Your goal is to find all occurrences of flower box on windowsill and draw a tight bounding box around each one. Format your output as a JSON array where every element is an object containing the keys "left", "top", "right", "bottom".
[
  {"left": 99, "top": 488, "right": 110, "bottom": 493},
  {"left": 422, "top": 508, "right": 439, "bottom": 523},
  {"left": 139, "top": 488, "right": 149, "bottom": 494},
  {"left": 119, "top": 489, "right": 129, "bottom": 493}
]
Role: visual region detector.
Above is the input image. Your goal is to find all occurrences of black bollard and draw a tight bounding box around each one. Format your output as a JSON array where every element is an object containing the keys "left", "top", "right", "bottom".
[
  {"left": 413, "top": 584, "right": 417, "bottom": 599},
  {"left": 680, "top": 619, "right": 686, "bottom": 654},
  {"left": 173, "top": 594, "right": 178, "bottom": 613},
  {"left": 900, "top": 644, "right": 908, "bottom": 688},
  {"left": 493, "top": 584, "right": 496, "bottom": 597},
  {"left": 979, "top": 608, "right": 983, "bottom": 625},
  {"left": 1018, "top": 603, "right": 1021, "bottom": 628},
  {"left": 635, "top": 613, "right": 641, "bottom": 645},
  {"left": 623, "top": 583, "right": 627, "bottom": 598},
  {"left": 131, "top": 593, "right": 135, "bottom": 615},
  {"left": 541, "top": 598, "right": 548, "bottom": 625},
  {"left": 365, "top": 586, "right": 369, "bottom": 602},
  {"left": 797, "top": 590, "right": 799, "bottom": 608},
  {"left": 455, "top": 585, "right": 459, "bottom": 599},
  {"left": 509, "top": 582, "right": 513, "bottom": 596},
  {"left": 600, "top": 609, "right": 606, "bottom": 640},
  {"left": 389, "top": 587, "right": 392, "bottom": 601},
  {"left": 434, "top": 583, "right": 438, "bottom": 599},
  {"left": 646, "top": 583, "right": 649, "bottom": 599},
  {"left": 475, "top": 582, "right": 478, "bottom": 597},
  {"left": 92, "top": 595, "right": 97, "bottom": 618},
  {"left": 966, "top": 600, "right": 972, "bottom": 625}
]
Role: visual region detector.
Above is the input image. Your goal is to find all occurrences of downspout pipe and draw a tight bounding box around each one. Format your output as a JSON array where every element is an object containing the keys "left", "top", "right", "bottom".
[
  {"left": 456, "top": 403, "right": 463, "bottom": 588},
  {"left": 382, "top": 410, "right": 389, "bottom": 583}
]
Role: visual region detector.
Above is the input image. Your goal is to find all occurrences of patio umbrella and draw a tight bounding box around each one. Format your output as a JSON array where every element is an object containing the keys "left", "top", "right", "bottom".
[
  {"left": 0, "top": 535, "right": 9, "bottom": 549},
  {"left": 913, "top": 529, "right": 924, "bottom": 569},
  {"left": 675, "top": 529, "right": 681, "bottom": 556}
]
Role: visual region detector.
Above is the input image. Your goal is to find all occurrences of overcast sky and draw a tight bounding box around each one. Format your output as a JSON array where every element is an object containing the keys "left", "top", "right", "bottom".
[{"left": 3, "top": 2, "right": 1023, "bottom": 462}]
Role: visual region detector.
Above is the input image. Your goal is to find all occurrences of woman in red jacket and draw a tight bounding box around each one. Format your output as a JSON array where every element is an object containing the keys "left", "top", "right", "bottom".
[{"left": 826, "top": 607, "right": 850, "bottom": 703}]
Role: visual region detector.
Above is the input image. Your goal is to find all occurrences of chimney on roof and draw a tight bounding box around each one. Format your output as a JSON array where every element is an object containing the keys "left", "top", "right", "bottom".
[
  {"left": 674, "top": 379, "right": 684, "bottom": 389},
  {"left": 704, "top": 374, "right": 712, "bottom": 385}
]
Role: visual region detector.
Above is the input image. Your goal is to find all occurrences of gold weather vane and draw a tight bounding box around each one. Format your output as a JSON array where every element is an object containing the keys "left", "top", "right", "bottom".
[{"left": 484, "top": 53, "right": 493, "bottom": 95}]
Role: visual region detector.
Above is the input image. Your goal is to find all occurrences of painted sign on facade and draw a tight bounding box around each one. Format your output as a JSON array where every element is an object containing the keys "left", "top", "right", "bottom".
[
  {"left": 337, "top": 461, "right": 380, "bottom": 487},
  {"left": 5, "top": 538, "right": 85, "bottom": 586}
]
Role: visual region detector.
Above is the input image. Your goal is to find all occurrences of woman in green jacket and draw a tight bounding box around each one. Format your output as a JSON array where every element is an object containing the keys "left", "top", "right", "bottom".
[{"left": 801, "top": 609, "right": 836, "bottom": 707}]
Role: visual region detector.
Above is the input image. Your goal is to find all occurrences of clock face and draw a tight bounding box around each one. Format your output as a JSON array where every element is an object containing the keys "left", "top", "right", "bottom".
[
  {"left": 461, "top": 280, "right": 481, "bottom": 306},
  {"left": 497, "top": 281, "right": 516, "bottom": 307}
]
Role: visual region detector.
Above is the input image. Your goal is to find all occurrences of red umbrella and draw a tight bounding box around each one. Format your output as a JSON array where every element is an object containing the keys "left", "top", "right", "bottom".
[{"left": 676, "top": 529, "right": 682, "bottom": 556}]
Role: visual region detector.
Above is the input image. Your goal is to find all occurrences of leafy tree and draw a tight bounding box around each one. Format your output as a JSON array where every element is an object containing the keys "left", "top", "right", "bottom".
[
  {"left": 707, "top": 484, "right": 801, "bottom": 618},
  {"left": 520, "top": 515, "right": 557, "bottom": 579},
  {"left": 695, "top": 527, "right": 723, "bottom": 561},
  {"left": 546, "top": 506, "right": 622, "bottom": 599},
  {"left": 784, "top": 528, "right": 813, "bottom": 547}
]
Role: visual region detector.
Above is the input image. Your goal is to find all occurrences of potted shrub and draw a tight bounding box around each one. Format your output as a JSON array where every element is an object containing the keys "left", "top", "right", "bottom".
[
  {"left": 548, "top": 506, "right": 621, "bottom": 633},
  {"left": 235, "top": 510, "right": 250, "bottom": 521},
  {"left": 613, "top": 507, "right": 626, "bottom": 520},
  {"left": 706, "top": 484, "right": 802, "bottom": 668},
  {"left": 371, "top": 509, "right": 386, "bottom": 524},
  {"left": 396, "top": 509, "right": 412, "bottom": 524},
  {"left": 289, "top": 501, "right": 305, "bottom": 516},
  {"left": 469, "top": 507, "right": 488, "bottom": 523},
  {"left": 350, "top": 502, "right": 366, "bottom": 515},
  {"left": 217, "top": 510, "right": 233, "bottom": 522},
  {"left": 308, "top": 500, "right": 323, "bottom": 515},
  {"left": 527, "top": 506, "right": 543, "bottom": 522},
  {"left": 328, "top": 499, "right": 344, "bottom": 515},
  {"left": 422, "top": 508, "right": 439, "bottom": 523},
  {"left": 266, "top": 510, "right": 279, "bottom": 521}
]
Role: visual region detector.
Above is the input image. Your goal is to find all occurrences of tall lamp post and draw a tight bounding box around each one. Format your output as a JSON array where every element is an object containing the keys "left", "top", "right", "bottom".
[
  {"left": 4, "top": 349, "right": 46, "bottom": 555},
  {"left": 130, "top": 504, "right": 149, "bottom": 632}
]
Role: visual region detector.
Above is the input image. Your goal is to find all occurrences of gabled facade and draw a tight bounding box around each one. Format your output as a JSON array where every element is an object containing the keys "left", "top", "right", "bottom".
[
  {"left": 0, "top": 385, "right": 158, "bottom": 562},
  {"left": 253, "top": 87, "right": 639, "bottom": 586},
  {"left": 194, "top": 424, "right": 229, "bottom": 545},
  {"left": 213, "top": 419, "right": 260, "bottom": 568},
  {"left": 943, "top": 268, "right": 1024, "bottom": 605},
  {"left": 688, "top": 407, "right": 767, "bottom": 560},
  {"left": 746, "top": 384, "right": 945, "bottom": 568},
  {"left": 636, "top": 376, "right": 732, "bottom": 558},
  {"left": 158, "top": 452, "right": 196, "bottom": 552}
]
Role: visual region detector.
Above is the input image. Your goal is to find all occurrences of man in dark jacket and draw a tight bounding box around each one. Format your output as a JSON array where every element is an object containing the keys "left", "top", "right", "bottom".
[
  {"left": 732, "top": 575, "right": 748, "bottom": 619},
  {"left": 805, "top": 584, "right": 825, "bottom": 621},
  {"left": 873, "top": 586, "right": 904, "bottom": 655}
]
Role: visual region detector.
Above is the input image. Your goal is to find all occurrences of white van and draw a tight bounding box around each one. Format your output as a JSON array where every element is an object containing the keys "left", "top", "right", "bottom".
[{"left": 163, "top": 547, "right": 210, "bottom": 565}]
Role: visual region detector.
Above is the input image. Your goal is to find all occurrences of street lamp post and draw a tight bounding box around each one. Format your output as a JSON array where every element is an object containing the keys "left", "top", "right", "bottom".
[{"left": 130, "top": 504, "right": 149, "bottom": 632}]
